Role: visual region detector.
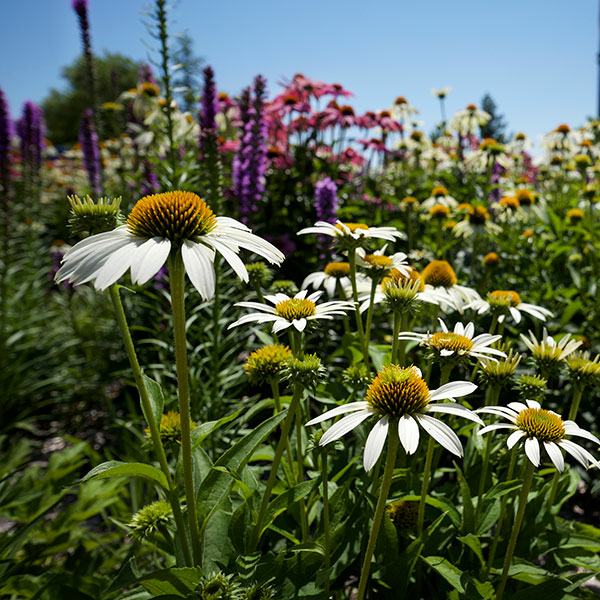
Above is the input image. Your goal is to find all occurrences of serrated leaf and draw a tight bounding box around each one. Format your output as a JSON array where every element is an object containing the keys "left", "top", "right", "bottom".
[{"left": 79, "top": 461, "right": 168, "bottom": 489}]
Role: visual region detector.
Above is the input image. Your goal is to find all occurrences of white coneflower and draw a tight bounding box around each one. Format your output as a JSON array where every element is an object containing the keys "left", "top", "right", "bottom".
[
  {"left": 301, "top": 261, "right": 354, "bottom": 297},
  {"left": 449, "top": 104, "right": 491, "bottom": 136},
  {"left": 307, "top": 365, "right": 480, "bottom": 471},
  {"left": 421, "top": 185, "right": 458, "bottom": 211},
  {"left": 297, "top": 220, "right": 405, "bottom": 248},
  {"left": 229, "top": 290, "right": 354, "bottom": 333},
  {"left": 466, "top": 290, "right": 553, "bottom": 324},
  {"left": 55, "top": 191, "right": 285, "bottom": 300},
  {"left": 420, "top": 260, "right": 480, "bottom": 313},
  {"left": 477, "top": 400, "right": 600, "bottom": 471},
  {"left": 398, "top": 319, "right": 506, "bottom": 363},
  {"left": 355, "top": 246, "right": 411, "bottom": 279},
  {"left": 520, "top": 328, "right": 582, "bottom": 366}
]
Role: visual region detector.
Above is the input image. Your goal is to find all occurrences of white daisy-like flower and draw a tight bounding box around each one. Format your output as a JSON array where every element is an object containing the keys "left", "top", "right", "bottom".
[
  {"left": 398, "top": 319, "right": 506, "bottom": 363},
  {"left": 465, "top": 290, "right": 553, "bottom": 324},
  {"left": 477, "top": 399, "right": 600, "bottom": 472},
  {"left": 420, "top": 260, "right": 480, "bottom": 313},
  {"left": 421, "top": 185, "right": 458, "bottom": 211},
  {"left": 355, "top": 267, "right": 447, "bottom": 313},
  {"left": 229, "top": 290, "right": 354, "bottom": 334},
  {"left": 449, "top": 104, "right": 491, "bottom": 136},
  {"left": 452, "top": 206, "right": 502, "bottom": 240},
  {"left": 297, "top": 220, "right": 405, "bottom": 246},
  {"left": 520, "top": 328, "right": 582, "bottom": 364},
  {"left": 55, "top": 191, "right": 285, "bottom": 300},
  {"left": 432, "top": 87, "right": 452, "bottom": 99},
  {"left": 302, "top": 261, "right": 353, "bottom": 297},
  {"left": 355, "top": 245, "right": 411, "bottom": 278},
  {"left": 307, "top": 364, "right": 481, "bottom": 471}
]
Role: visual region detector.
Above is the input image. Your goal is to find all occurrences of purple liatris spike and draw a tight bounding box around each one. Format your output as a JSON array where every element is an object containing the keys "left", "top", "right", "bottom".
[
  {"left": 199, "top": 66, "right": 218, "bottom": 152},
  {"left": 141, "top": 159, "right": 159, "bottom": 196},
  {"left": 232, "top": 76, "right": 268, "bottom": 224},
  {"left": 314, "top": 177, "right": 338, "bottom": 223},
  {"left": 0, "top": 87, "right": 12, "bottom": 192},
  {"left": 79, "top": 109, "right": 101, "bottom": 196},
  {"left": 17, "top": 101, "right": 44, "bottom": 175}
]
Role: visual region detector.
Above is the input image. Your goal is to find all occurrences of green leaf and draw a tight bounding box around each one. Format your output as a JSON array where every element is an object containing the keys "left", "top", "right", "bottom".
[
  {"left": 511, "top": 580, "right": 569, "bottom": 600},
  {"left": 458, "top": 534, "right": 485, "bottom": 568},
  {"left": 196, "top": 411, "right": 287, "bottom": 533},
  {"left": 422, "top": 555, "right": 466, "bottom": 593},
  {"left": 261, "top": 480, "right": 318, "bottom": 537},
  {"left": 138, "top": 567, "right": 202, "bottom": 596},
  {"left": 141, "top": 374, "right": 165, "bottom": 429},
  {"left": 191, "top": 407, "right": 244, "bottom": 449},
  {"left": 79, "top": 461, "right": 168, "bottom": 489},
  {"left": 400, "top": 494, "right": 461, "bottom": 528},
  {"left": 483, "top": 478, "right": 522, "bottom": 502},
  {"left": 104, "top": 557, "right": 142, "bottom": 594}
]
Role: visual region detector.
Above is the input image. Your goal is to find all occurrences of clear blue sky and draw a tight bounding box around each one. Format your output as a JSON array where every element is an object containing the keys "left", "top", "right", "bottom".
[{"left": 0, "top": 0, "right": 598, "bottom": 147}]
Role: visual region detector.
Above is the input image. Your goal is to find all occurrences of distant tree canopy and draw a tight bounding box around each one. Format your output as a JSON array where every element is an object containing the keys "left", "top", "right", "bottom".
[
  {"left": 43, "top": 52, "right": 141, "bottom": 146},
  {"left": 479, "top": 93, "right": 508, "bottom": 143}
]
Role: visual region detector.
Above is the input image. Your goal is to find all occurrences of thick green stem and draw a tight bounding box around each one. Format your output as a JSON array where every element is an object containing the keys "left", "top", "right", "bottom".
[
  {"left": 348, "top": 251, "right": 369, "bottom": 367},
  {"left": 270, "top": 380, "right": 295, "bottom": 487},
  {"left": 168, "top": 254, "right": 202, "bottom": 564},
  {"left": 336, "top": 280, "right": 351, "bottom": 333},
  {"left": 485, "top": 447, "right": 517, "bottom": 576},
  {"left": 356, "top": 425, "right": 399, "bottom": 600},
  {"left": 108, "top": 284, "right": 192, "bottom": 567},
  {"left": 321, "top": 446, "right": 331, "bottom": 596},
  {"left": 391, "top": 311, "right": 402, "bottom": 365},
  {"left": 250, "top": 383, "right": 303, "bottom": 551},
  {"left": 295, "top": 401, "right": 309, "bottom": 541},
  {"left": 568, "top": 383, "right": 583, "bottom": 421},
  {"left": 364, "top": 278, "right": 378, "bottom": 350},
  {"left": 475, "top": 386, "right": 500, "bottom": 523},
  {"left": 417, "top": 363, "right": 451, "bottom": 535},
  {"left": 496, "top": 461, "right": 535, "bottom": 600}
]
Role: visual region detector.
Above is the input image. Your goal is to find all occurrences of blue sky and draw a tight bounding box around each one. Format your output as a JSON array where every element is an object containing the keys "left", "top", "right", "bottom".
[{"left": 0, "top": 0, "right": 598, "bottom": 147}]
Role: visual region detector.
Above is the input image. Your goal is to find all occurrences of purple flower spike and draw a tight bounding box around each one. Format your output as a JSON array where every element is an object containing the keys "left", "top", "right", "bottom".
[
  {"left": 79, "top": 109, "right": 101, "bottom": 196},
  {"left": 72, "top": 0, "right": 87, "bottom": 15},
  {"left": 0, "top": 87, "right": 12, "bottom": 192},
  {"left": 17, "top": 101, "right": 44, "bottom": 175},
  {"left": 199, "top": 66, "right": 218, "bottom": 152},
  {"left": 315, "top": 177, "right": 338, "bottom": 223}
]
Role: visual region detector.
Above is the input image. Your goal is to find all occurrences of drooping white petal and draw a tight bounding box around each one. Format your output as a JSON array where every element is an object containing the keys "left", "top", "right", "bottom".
[
  {"left": 398, "top": 414, "right": 420, "bottom": 454},
  {"left": 130, "top": 237, "right": 171, "bottom": 284},
  {"left": 93, "top": 240, "right": 145, "bottom": 290},
  {"left": 207, "top": 238, "right": 249, "bottom": 282},
  {"left": 425, "top": 403, "right": 484, "bottom": 425},
  {"left": 292, "top": 318, "right": 307, "bottom": 332},
  {"left": 272, "top": 319, "right": 292, "bottom": 333},
  {"left": 509, "top": 306, "right": 522, "bottom": 323},
  {"left": 507, "top": 429, "right": 526, "bottom": 449},
  {"left": 306, "top": 401, "right": 370, "bottom": 426},
  {"left": 363, "top": 417, "right": 389, "bottom": 472},
  {"left": 181, "top": 240, "right": 216, "bottom": 300},
  {"left": 562, "top": 425, "right": 600, "bottom": 445},
  {"left": 524, "top": 437, "right": 540, "bottom": 466},
  {"left": 476, "top": 406, "right": 518, "bottom": 422},
  {"left": 544, "top": 442, "right": 565, "bottom": 472},
  {"left": 559, "top": 439, "right": 600, "bottom": 469},
  {"left": 319, "top": 410, "right": 372, "bottom": 446},
  {"left": 416, "top": 414, "right": 463, "bottom": 457},
  {"left": 478, "top": 423, "right": 517, "bottom": 435},
  {"left": 429, "top": 381, "right": 477, "bottom": 401}
]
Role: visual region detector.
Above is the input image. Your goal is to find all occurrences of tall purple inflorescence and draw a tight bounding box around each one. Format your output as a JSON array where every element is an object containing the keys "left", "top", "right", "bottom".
[
  {"left": 314, "top": 177, "right": 339, "bottom": 223},
  {"left": 0, "top": 88, "right": 12, "bottom": 195},
  {"left": 233, "top": 76, "right": 268, "bottom": 224},
  {"left": 72, "top": 0, "right": 98, "bottom": 124},
  {"left": 199, "top": 66, "right": 217, "bottom": 153},
  {"left": 138, "top": 62, "right": 157, "bottom": 86},
  {"left": 141, "top": 159, "right": 159, "bottom": 197},
  {"left": 17, "top": 101, "right": 44, "bottom": 177},
  {"left": 488, "top": 161, "right": 506, "bottom": 205},
  {"left": 79, "top": 109, "right": 101, "bottom": 196}
]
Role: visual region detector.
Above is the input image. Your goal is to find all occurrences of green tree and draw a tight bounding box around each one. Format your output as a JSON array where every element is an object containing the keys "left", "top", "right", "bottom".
[
  {"left": 479, "top": 93, "right": 508, "bottom": 142},
  {"left": 43, "top": 52, "right": 141, "bottom": 146},
  {"left": 172, "top": 31, "right": 204, "bottom": 113}
]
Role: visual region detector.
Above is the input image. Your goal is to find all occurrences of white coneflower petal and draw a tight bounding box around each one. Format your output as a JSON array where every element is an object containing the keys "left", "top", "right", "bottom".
[
  {"left": 524, "top": 437, "right": 541, "bottom": 466},
  {"left": 398, "top": 415, "right": 420, "bottom": 454},
  {"left": 320, "top": 410, "right": 372, "bottom": 445},
  {"left": 429, "top": 381, "right": 477, "bottom": 401},
  {"left": 507, "top": 429, "right": 525, "bottom": 448},
  {"left": 364, "top": 417, "right": 390, "bottom": 471},
  {"left": 306, "top": 401, "right": 370, "bottom": 426},
  {"left": 416, "top": 414, "right": 463, "bottom": 456},
  {"left": 426, "top": 403, "right": 484, "bottom": 424},
  {"left": 479, "top": 423, "right": 516, "bottom": 435},
  {"left": 544, "top": 441, "right": 565, "bottom": 472},
  {"left": 558, "top": 439, "right": 599, "bottom": 469},
  {"left": 131, "top": 238, "right": 172, "bottom": 284},
  {"left": 181, "top": 241, "right": 216, "bottom": 300}
]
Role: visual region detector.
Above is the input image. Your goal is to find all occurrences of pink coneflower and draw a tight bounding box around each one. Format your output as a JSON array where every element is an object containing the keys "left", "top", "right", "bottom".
[
  {"left": 321, "top": 102, "right": 357, "bottom": 129},
  {"left": 339, "top": 147, "right": 365, "bottom": 166},
  {"left": 356, "top": 111, "right": 378, "bottom": 129},
  {"left": 376, "top": 110, "right": 402, "bottom": 133},
  {"left": 358, "top": 138, "right": 388, "bottom": 153},
  {"left": 323, "top": 83, "right": 354, "bottom": 98}
]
